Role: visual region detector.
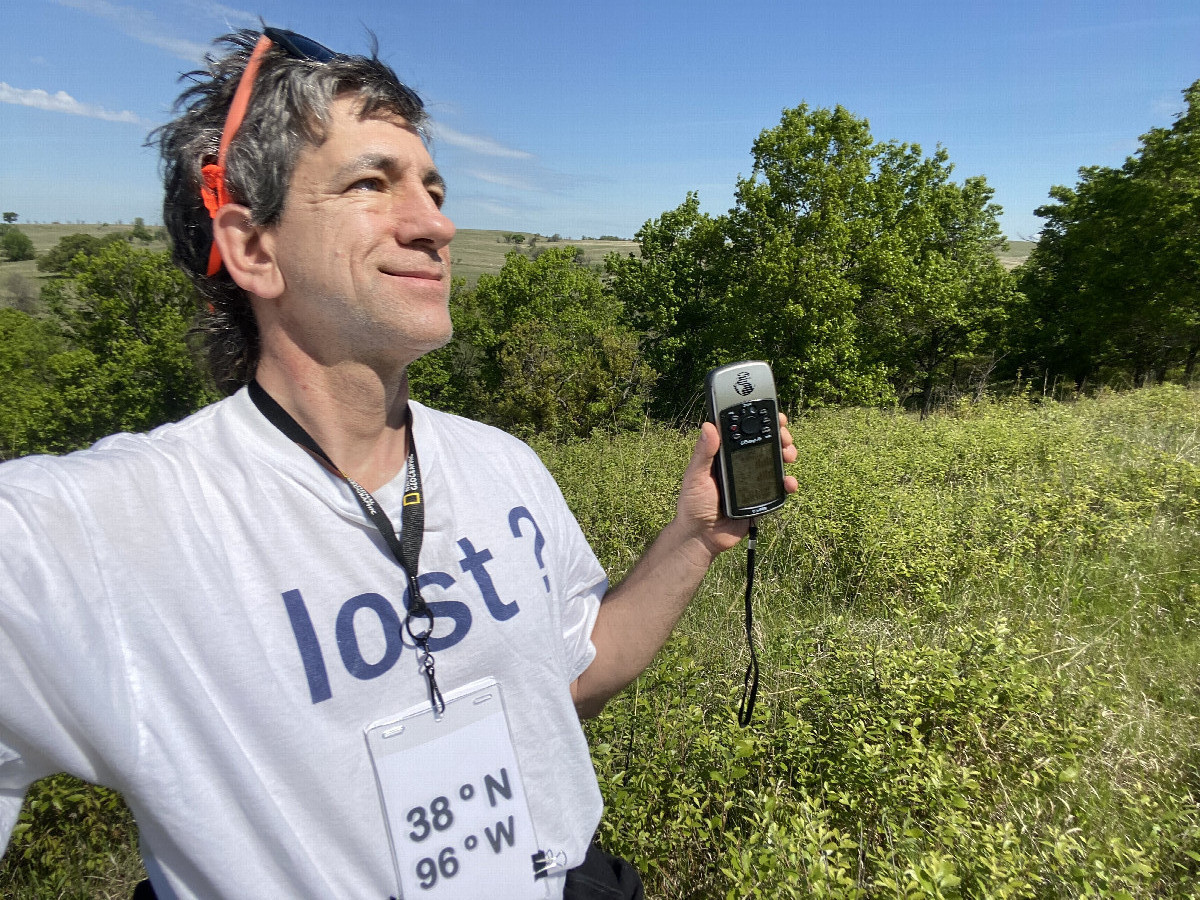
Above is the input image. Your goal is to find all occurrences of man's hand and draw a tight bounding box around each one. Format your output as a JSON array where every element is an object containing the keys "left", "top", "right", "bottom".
[
  {"left": 673, "top": 413, "right": 800, "bottom": 562},
  {"left": 571, "top": 413, "right": 798, "bottom": 717}
]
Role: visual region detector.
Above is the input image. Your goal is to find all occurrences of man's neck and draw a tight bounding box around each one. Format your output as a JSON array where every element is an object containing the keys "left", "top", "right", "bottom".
[{"left": 253, "top": 358, "right": 412, "bottom": 494}]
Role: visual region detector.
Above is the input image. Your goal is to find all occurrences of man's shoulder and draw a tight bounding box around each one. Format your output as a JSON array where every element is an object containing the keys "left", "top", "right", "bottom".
[
  {"left": 0, "top": 394, "right": 244, "bottom": 498},
  {"left": 409, "top": 402, "right": 565, "bottom": 501},
  {"left": 412, "top": 402, "right": 543, "bottom": 460}
]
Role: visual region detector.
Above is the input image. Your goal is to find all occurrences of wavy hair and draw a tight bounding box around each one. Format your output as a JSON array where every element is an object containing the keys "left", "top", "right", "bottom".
[{"left": 153, "top": 30, "right": 427, "bottom": 393}]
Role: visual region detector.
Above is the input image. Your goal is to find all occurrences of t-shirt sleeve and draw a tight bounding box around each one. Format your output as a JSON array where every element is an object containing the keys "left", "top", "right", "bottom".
[
  {"left": 0, "top": 744, "right": 50, "bottom": 852},
  {"left": 538, "top": 468, "right": 607, "bottom": 684},
  {"left": 0, "top": 463, "right": 135, "bottom": 853}
]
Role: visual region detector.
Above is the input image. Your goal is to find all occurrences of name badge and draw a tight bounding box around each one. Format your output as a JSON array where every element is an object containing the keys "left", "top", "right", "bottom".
[{"left": 365, "top": 678, "right": 550, "bottom": 899}]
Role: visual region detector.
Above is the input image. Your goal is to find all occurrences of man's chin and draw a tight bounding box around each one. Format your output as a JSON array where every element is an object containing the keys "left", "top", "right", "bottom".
[{"left": 408, "top": 323, "right": 454, "bottom": 359}]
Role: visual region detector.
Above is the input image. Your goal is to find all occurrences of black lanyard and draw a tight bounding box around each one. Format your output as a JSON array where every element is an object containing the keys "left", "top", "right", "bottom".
[{"left": 248, "top": 380, "right": 445, "bottom": 714}]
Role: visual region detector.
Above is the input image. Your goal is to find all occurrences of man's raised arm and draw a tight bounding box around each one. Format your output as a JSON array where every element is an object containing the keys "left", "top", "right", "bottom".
[{"left": 571, "top": 416, "right": 797, "bottom": 718}]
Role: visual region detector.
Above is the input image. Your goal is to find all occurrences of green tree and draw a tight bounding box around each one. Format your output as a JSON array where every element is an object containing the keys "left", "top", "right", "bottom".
[
  {"left": 37, "top": 232, "right": 128, "bottom": 273},
  {"left": 24, "top": 242, "right": 217, "bottom": 453},
  {"left": 2, "top": 212, "right": 17, "bottom": 224},
  {"left": 410, "top": 248, "right": 653, "bottom": 439},
  {"left": 611, "top": 104, "right": 1014, "bottom": 415},
  {"left": 851, "top": 145, "right": 1016, "bottom": 415},
  {"left": 0, "top": 308, "right": 66, "bottom": 459},
  {"left": 1015, "top": 78, "right": 1200, "bottom": 388},
  {"left": 131, "top": 217, "right": 154, "bottom": 244},
  {"left": 607, "top": 193, "right": 732, "bottom": 416},
  {"left": 1, "top": 227, "right": 36, "bottom": 262}
]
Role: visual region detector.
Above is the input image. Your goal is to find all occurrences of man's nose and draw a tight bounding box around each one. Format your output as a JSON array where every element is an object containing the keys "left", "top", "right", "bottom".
[{"left": 395, "top": 188, "right": 456, "bottom": 249}]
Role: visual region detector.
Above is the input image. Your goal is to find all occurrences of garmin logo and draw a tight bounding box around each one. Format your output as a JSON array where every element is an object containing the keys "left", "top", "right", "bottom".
[{"left": 734, "top": 372, "right": 754, "bottom": 396}]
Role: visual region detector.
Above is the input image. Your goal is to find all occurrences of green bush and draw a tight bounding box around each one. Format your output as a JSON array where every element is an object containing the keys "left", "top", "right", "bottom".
[
  {"left": 3, "top": 387, "right": 1199, "bottom": 898},
  {"left": 36, "top": 231, "right": 130, "bottom": 273},
  {"left": 0, "top": 775, "right": 143, "bottom": 897},
  {"left": 575, "top": 386, "right": 1200, "bottom": 898},
  {"left": 1, "top": 227, "right": 35, "bottom": 262}
]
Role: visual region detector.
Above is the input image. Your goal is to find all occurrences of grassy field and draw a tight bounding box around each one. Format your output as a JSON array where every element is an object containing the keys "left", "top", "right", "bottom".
[
  {"left": 2, "top": 385, "right": 1196, "bottom": 897},
  {"left": 996, "top": 239, "right": 1035, "bottom": 270},
  {"left": 2, "top": 224, "right": 1031, "bottom": 307},
  {"left": 0, "top": 224, "right": 638, "bottom": 307},
  {"left": 0, "top": 224, "right": 170, "bottom": 309},
  {"left": 554, "top": 386, "right": 1200, "bottom": 898},
  {"left": 447, "top": 229, "right": 639, "bottom": 285}
]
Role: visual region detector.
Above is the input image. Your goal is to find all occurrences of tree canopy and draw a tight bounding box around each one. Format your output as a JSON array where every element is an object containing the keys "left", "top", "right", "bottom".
[
  {"left": 1, "top": 242, "right": 215, "bottom": 458},
  {"left": 1, "top": 227, "right": 36, "bottom": 262},
  {"left": 1014, "top": 78, "right": 1200, "bottom": 388},
  {"left": 609, "top": 103, "right": 1014, "bottom": 416},
  {"left": 409, "top": 247, "right": 653, "bottom": 440},
  {"left": 37, "top": 231, "right": 131, "bottom": 273}
]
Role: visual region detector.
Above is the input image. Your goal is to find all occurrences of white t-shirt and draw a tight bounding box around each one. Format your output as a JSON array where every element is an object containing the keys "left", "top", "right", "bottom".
[{"left": 0, "top": 389, "right": 607, "bottom": 899}]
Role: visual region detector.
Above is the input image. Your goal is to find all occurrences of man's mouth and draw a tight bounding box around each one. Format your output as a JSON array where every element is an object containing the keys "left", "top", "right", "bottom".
[{"left": 381, "top": 267, "right": 443, "bottom": 281}]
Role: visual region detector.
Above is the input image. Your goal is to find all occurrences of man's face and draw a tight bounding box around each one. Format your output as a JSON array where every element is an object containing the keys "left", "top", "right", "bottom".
[{"left": 264, "top": 95, "right": 456, "bottom": 372}]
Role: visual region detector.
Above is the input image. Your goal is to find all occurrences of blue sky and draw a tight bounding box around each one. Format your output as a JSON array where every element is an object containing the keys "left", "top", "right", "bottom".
[{"left": 2, "top": 0, "right": 1198, "bottom": 240}]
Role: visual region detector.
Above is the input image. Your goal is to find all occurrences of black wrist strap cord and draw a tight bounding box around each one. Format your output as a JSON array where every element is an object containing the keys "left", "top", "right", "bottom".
[
  {"left": 738, "top": 519, "right": 760, "bottom": 727},
  {"left": 248, "top": 380, "right": 444, "bottom": 715}
]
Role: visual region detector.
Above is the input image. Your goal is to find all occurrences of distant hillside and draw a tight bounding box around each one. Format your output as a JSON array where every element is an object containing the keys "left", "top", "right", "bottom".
[
  {"left": 0, "top": 223, "right": 170, "bottom": 309},
  {"left": 446, "top": 230, "right": 639, "bottom": 285},
  {"left": 997, "top": 240, "right": 1035, "bottom": 270},
  {"left": 0, "top": 224, "right": 1032, "bottom": 305}
]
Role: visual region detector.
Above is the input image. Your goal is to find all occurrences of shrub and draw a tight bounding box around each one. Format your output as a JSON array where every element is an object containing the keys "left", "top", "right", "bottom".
[
  {"left": 1, "top": 227, "right": 35, "bottom": 261},
  {"left": 37, "top": 232, "right": 129, "bottom": 273},
  {"left": 0, "top": 775, "right": 143, "bottom": 896},
  {"left": 4, "top": 387, "right": 1199, "bottom": 898}
]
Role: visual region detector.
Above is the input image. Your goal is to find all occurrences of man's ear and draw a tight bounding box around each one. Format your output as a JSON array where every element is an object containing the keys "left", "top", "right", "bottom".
[{"left": 212, "top": 204, "right": 284, "bottom": 300}]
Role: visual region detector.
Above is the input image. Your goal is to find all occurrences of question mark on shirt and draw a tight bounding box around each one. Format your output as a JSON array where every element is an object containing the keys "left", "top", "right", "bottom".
[{"left": 508, "top": 506, "right": 550, "bottom": 592}]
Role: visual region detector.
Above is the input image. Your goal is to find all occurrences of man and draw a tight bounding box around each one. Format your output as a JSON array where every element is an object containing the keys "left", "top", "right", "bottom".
[{"left": 0, "top": 28, "right": 797, "bottom": 899}]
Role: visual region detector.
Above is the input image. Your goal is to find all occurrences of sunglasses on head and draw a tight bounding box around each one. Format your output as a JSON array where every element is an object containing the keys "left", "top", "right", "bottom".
[{"left": 200, "top": 27, "right": 424, "bottom": 276}]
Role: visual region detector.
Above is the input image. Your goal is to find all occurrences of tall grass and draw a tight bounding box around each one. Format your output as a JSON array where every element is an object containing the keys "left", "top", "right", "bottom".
[
  {"left": 543, "top": 385, "right": 1200, "bottom": 898},
  {"left": 3, "top": 387, "right": 1198, "bottom": 897}
]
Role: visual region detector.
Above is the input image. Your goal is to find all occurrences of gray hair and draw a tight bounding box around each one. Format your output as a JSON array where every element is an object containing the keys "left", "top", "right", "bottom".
[{"left": 154, "top": 29, "right": 428, "bottom": 394}]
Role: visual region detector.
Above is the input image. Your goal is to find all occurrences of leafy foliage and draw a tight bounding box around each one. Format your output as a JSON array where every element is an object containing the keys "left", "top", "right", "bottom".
[
  {"left": 37, "top": 231, "right": 131, "bottom": 273},
  {"left": 609, "top": 104, "right": 1015, "bottom": 416},
  {"left": 0, "top": 242, "right": 215, "bottom": 459},
  {"left": 0, "top": 308, "right": 67, "bottom": 458},
  {"left": 567, "top": 386, "right": 1200, "bottom": 899},
  {"left": 410, "top": 247, "right": 654, "bottom": 440},
  {"left": 1, "top": 227, "right": 36, "bottom": 262},
  {"left": 0, "top": 775, "right": 143, "bottom": 898},
  {"left": 1014, "top": 78, "right": 1200, "bottom": 389}
]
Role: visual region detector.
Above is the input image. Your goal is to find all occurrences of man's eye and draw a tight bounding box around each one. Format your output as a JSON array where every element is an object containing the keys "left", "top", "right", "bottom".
[{"left": 348, "top": 178, "right": 383, "bottom": 192}]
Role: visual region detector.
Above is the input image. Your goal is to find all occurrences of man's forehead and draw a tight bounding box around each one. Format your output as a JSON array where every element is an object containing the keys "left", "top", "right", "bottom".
[
  {"left": 332, "top": 93, "right": 419, "bottom": 133},
  {"left": 289, "top": 99, "right": 439, "bottom": 187},
  {"left": 310, "top": 98, "right": 427, "bottom": 154}
]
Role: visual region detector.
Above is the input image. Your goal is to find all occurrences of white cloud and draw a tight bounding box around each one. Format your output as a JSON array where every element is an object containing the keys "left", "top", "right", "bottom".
[
  {"left": 430, "top": 123, "right": 533, "bottom": 160},
  {"left": 49, "top": 0, "right": 210, "bottom": 61},
  {"left": 0, "top": 82, "right": 146, "bottom": 124},
  {"left": 472, "top": 199, "right": 520, "bottom": 218},
  {"left": 465, "top": 169, "right": 539, "bottom": 192},
  {"left": 177, "top": 0, "right": 259, "bottom": 28}
]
